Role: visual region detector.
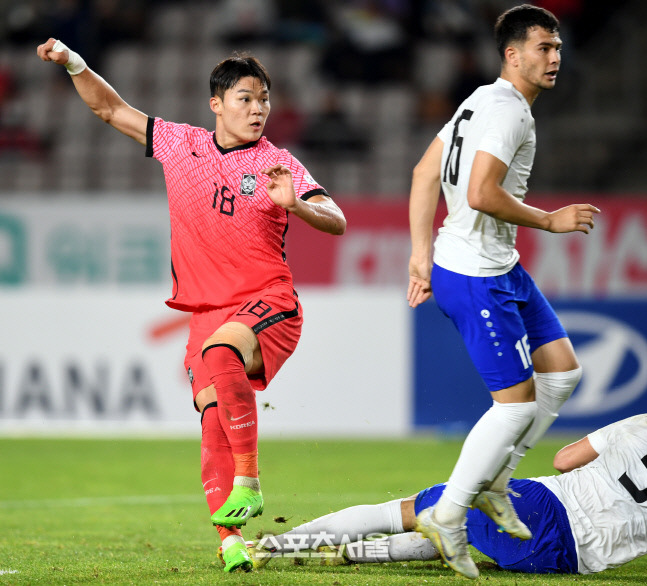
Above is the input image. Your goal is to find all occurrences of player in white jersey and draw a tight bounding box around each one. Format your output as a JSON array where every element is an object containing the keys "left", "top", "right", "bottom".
[
  {"left": 542, "top": 414, "right": 647, "bottom": 573},
  {"left": 249, "top": 414, "right": 647, "bottom": 576},
  {"left": 407, "top": 5, "right": 600, "bottom": 578}
]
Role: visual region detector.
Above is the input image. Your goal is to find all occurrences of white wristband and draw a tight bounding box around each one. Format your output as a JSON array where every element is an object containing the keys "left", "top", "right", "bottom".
[{"left": 52, "top": 39, "right": 87, "bottom": 76}]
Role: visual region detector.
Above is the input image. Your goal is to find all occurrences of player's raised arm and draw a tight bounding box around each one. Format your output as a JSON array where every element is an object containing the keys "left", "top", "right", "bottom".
[
  {"left": 36, "top": 38, "right": 148, "bottom": 145},
  {"left": 261, "top": 164, "right": 346, "bottom": 235},
  {"left": 407, "top": 136, "right": 443, "bottom": 308}
]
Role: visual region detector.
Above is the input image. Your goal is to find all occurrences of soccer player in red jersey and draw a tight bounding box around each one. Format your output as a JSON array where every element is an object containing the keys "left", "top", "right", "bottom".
[{"left": 37, "top": 38, "right": 346, "bottom": 573}]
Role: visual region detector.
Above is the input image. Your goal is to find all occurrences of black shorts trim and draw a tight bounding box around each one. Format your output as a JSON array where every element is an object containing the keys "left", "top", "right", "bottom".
[
  {"left": 201, "top": 343, "right": 245, "bottom": 366},
  {"left": 200, "top": 400, "right": 218, "bottom": 423},
  {"left": 252, "top": 300, "right": 300, "bottom": 335}
]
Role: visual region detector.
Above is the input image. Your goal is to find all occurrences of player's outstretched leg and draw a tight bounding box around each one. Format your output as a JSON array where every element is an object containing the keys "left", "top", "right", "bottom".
[
  {"left": 472, "top": 489, "right": 532, "bottom": 540},
  {"left": 415, "top": 508, "right": 479, "bottom": 579}
]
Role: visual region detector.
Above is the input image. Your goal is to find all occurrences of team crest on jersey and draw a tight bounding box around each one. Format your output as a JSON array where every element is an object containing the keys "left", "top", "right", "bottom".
[{"left": 241, "top": 174, "right": 257, "bottom": 196}]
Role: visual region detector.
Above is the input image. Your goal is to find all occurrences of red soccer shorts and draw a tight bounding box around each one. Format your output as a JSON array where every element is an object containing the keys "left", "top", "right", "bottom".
[{"left": 184, "top": 282, "right": 303, "bottom": 404}]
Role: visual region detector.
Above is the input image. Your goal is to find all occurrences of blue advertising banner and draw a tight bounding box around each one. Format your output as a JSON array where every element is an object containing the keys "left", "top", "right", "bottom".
[{"left": 413, "top": 299, "right": 647, "bottom": 434}]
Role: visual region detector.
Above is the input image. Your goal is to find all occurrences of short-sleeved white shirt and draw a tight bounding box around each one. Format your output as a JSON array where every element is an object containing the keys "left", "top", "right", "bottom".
[
  {"left": 536, "top": 414, "right": 647, "bottom": 574},
  {"left": 433, "top": 78, "right": 536, "bottom": 276}
]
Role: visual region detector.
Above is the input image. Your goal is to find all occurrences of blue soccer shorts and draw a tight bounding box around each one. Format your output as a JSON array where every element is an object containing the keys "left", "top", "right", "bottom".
[
  {"left": 415, "top": 478, "right": 578, "bottom": 574},
  {"left": 431, "top": 262, "right": 567, "bottom": 392}
]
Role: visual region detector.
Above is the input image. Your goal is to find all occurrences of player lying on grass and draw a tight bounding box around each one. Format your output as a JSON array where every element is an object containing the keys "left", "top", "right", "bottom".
[{"left": 246, "top": 414, "right": 647, "bottom": 575}]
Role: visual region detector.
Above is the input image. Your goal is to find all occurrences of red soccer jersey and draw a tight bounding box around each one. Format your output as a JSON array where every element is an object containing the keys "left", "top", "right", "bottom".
[{"left": 146, "top": 117, "right": 328, "bottom": 311}]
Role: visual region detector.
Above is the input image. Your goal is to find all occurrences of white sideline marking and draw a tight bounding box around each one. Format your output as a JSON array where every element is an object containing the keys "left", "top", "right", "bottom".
[
  {"left": 0, "top": 494, "right": 203, "bottom": 510},
  {"left": 0, "top": 491, "right": 387, "bottom": 510},
  {"left": 0, "top": 570, "right": 19, "bottom": 575}
]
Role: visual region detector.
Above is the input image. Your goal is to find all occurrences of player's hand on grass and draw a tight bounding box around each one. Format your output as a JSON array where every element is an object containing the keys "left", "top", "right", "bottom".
[
  {"left": 545, "top": 203, "right": 601, "bottom": 234},
  {"left": 262, "top": 164, "right": 297, "bottom": 211},
  {"left": 407, "top": 257, "right": 432, "bottom": 308}
]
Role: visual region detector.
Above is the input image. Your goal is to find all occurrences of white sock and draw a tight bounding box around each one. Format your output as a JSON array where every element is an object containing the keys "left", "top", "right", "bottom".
[
  {"left": 222, "top": 534, "right": 244, "bottom": 550},
  {"left": 491, "top": 367, "right": 582, "bottom": 491},
  {"left": 433, "top": 400, "right": 537, "bottom": 527},
  {"left": 526, "top": 368, "right": 582, "bottom": 446},
  {"left": 234, "top": 475, "right": 261, "bottom": 492},
  {"left": 261, "top": 499, "right": 404, "bottom": 553},
  {"left": 345, "top": 532, "right": 439, "bottom": 563}
]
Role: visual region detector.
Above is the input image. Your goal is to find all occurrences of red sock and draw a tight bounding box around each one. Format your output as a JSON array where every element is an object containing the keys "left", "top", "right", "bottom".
[
  {"left": 232, "top": 451, "right": 258, "bottom": 479},
  {"left": 201, "top": 402, "right": 242, "bottom": 541},
  {"left": 203, "top": 344, "right": 258, "bottom": 477},
  {"left": 216, "top": 525, "right": 242, "bottom": 542},
  {"left": 201, "top": 401, "right": 234, "bottom": 513}
]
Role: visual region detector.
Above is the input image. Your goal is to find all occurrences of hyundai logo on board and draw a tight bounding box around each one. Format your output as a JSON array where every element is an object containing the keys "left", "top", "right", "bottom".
[{"left": 558, "top": 311, "right": 647, "bottom": 417}]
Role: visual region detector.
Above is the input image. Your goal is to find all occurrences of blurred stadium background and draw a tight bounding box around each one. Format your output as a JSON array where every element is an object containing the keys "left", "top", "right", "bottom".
[{"left": 1, "top": 0, "right": 647, "bottom": 438}]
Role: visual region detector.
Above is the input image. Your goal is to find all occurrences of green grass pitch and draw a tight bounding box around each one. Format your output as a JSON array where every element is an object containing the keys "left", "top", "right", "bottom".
[{"left": 1, "top": 435, "right": 645, "bottom": 585}]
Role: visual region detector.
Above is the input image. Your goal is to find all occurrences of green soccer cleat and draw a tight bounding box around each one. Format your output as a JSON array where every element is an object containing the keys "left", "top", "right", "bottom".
[
  {"left": 247, "top": 540, "right": 274, "bottom": 569},
  {"left": 211, "top": 485, "right": 264, "bottom": 527},
  {"left": 217, "top": 541, "right": 253, "bottom": 573},
  {"left": 472, "top": 489, "right": 532, "bottom": 540},
  {"left": 317, "top": 544, "right": 351, "bottom": 566},
  {"left": 415, "top": 508, "right": 479, "bottom": 579}
]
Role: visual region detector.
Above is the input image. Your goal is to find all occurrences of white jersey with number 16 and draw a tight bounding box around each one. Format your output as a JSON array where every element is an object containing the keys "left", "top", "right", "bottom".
[{"left": 434, "top": 77, "right": 536, "bottom": 277}]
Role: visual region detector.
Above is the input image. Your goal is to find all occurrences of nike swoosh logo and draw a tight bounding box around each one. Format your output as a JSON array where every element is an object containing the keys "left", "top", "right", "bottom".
[{"left": 230, "top": 411, "right": 253, "bottom": 421}]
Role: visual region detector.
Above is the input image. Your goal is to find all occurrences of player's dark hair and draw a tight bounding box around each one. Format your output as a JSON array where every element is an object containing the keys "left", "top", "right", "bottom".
[
  {"left": 209, "top": 52, "right": 271, "bottom": 98},
  {"left": 494, "top": 4, "right": 559, "bottom": 60}
]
